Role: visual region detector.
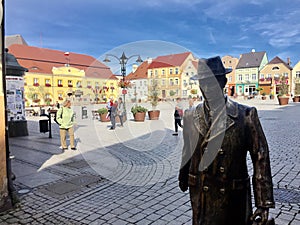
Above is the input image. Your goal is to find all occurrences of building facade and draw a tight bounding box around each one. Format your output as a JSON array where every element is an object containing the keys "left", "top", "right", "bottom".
[
  {"left": 222, "top": 55, "right": 239, "bottom": 96},
  {"left": 235, "top": 51, "right": 268, "bottom": 96},
  {"left": 259, "top": 56, "right": 292, "bottom": 95},
  {"left": 9, "top": 44, "right": 118, "bottom": 106}
]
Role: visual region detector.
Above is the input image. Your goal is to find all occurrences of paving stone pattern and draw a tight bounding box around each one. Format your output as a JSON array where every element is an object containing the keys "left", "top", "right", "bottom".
[{"left": 0, "top": 98, "right": 299, "bottom": 225}]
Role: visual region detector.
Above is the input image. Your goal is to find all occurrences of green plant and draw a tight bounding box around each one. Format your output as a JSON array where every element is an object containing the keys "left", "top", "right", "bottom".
[
  {"left": 97, "top": 108, "right": 108, "bottom": 115},
  {"left": 131, "top": 105, "right": 147, "bottom": 115},
  {"left": 169, "top": 90, "right": 176, "bottom": 96},
  {"left": 294, "top": 83, "right": 300, "bottom": 96},
  {"left": 277, "top": 75, "right": 289, "bottom": 97},
  {"left": 149, "top": 79, "right": 159, "bottom": 109},
  {"left": 262, "top": 92, "right": 266, "bottom": 96},
  {"left": 190, "top": 89, "right": 198, "bottom": 95}
]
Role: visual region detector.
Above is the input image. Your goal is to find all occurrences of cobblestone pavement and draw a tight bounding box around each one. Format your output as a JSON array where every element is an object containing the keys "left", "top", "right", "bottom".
[{"left": 1, "top": 98, "right": 299, "bottom": 225}]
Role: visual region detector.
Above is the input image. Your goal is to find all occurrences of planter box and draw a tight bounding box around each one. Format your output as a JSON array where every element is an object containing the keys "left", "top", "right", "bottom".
[
  {"left": 278, "top": 96, "right": 289, "bottom": 105},
  {"left": 100, "top": 113, "right": 110, "bottom": 122},
  {"left": 262, "top": 96, "right": 267, "bottom": 100},
  {"left": 292, "top": 96, "right": 300, "bottom": 102},
  {"left": 133, "top": 112, "right": 146, "bottom": 122},
  {"left": 148, "top": 110, "right": 160, "bottom": 120}
]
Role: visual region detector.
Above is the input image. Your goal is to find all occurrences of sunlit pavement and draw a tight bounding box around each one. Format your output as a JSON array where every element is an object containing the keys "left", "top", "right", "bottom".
[{"left": 1, "top": 97, "right": 299, "bottom": 225}]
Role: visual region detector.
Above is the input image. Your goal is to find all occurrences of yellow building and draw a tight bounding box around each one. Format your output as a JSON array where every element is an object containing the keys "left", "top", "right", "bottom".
[
  {"left": 147, "top": 52, "right": 197, "bottom": 99},
  {"left": 222, "top": 55, "right": 239, "bottom": 96},
  {"left": 260, "top": 56, "right": 292, "bottom": 95},
  {"left": 292, "top": 60, "right": 300, "bottom": 96},
  {"left": 9, "top": 44, "right": 118, "bottom": 106}
]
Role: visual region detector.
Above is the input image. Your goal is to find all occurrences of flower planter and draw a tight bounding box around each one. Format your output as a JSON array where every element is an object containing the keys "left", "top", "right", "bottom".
[
  {"left": 148, "top": 110, "right": 160, "bottom": 120},
  {"left": 100, "top": 113, "right": 110, "bottom": 122},
  {"left": 133, "top": 112, "right": 146, "bottom": 122},
  {"left": 292, "top": 96, "right": 300, "bottom": 102},
  {"left": 278, "top": 96, "right": 289, "bottom": 105},
  {"left": 262, "top": 96, "right": 267, "bottom": 100}
]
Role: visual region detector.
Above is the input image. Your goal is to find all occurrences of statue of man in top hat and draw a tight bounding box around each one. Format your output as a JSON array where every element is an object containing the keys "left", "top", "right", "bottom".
[{"left": 178, "top": 56, "right": 275, "bottom": 225}]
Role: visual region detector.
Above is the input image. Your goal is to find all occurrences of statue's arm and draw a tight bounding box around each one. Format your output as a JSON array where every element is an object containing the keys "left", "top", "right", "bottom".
[{"left": 247, "top": 107, "right": 275, "bottom": 208}]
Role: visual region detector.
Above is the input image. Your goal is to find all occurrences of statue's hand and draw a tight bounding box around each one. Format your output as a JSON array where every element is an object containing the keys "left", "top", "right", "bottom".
[
  {"left": 250, "top": 207, "right": 269, "bottom": 225},
  {"left": 178, "top": 172, "right": 188, "bottom": 192}
]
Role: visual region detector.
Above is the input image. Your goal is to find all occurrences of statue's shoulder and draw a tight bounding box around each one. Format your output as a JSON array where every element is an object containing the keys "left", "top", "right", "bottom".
[{"left": 227, "top": 98, "right": 257, "bottom": 116}]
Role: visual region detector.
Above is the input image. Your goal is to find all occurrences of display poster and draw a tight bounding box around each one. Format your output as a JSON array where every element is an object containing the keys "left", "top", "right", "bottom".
[{"left": 6, "top": 76, "right": 25, "bottom": 121}]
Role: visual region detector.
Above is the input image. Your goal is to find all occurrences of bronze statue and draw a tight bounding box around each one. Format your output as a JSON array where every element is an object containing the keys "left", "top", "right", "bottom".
[{"left": 178, "top": 56, "right": 275, "bottom": 225}]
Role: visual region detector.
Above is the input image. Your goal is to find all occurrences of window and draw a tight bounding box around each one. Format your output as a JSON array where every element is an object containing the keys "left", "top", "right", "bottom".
[
  {"left": 245, "top": 74, "right": 249, "bottom": 81},
  {"left": 95, "top": 82, "right": 99, "bottom": 87},
  {"left": 76, "top": 81, "right": 82, "bottom": 88},
  {"left": 175, "top": 68, "right": 179, "bottom": 74},
  {"left": 260, "top": 74, "right": 264, "bottom": 79},
  {"left": 162, "top": 79, "right": 166, "bottom": 86},
  {"left": 228, "top": 76, "right": 232, "bottom": 82},
  {"left": 149, "top": 70, "right": 153, "bottom": 77},
  {"left": 155, "top": 70, "right": 158, "bottom": 77},
  {"left": 45, "top": 79, "right": 51, "bottom": 87},
  {"left": 33, "top": 93, "right": 39, "bottom": 100},
  {"left": 238, "top": 74, "right": 243, "bottom": 81},
  {"left": 296, "top": 71, "right": 300, "bottom": 78},
  {"left": 162, "top": 69, "right": 165, "bottom": 75},
  {"left": 267, "top": 74, "right": 272, "bottom": 78},
  {"left": 283, "top": 72, "right": 288, "bottom": 77},
  {"left": 170, "top": 68, "right": 173, "bottom": 74},
  {"left": 33, "top": 78, "right": 39, "bottom": 86},
  {"left": 175, "top": 78, "right": 179, "bottom": 85},
  {"left": 169, "top": 79, "right": 174, "bottom": 86},
  {"left": 252, "top": 74, "right": 256, "bottom": 80},
  {"left": 68, "top": 80, "right": 73, "bottom": 87},
  {"left": 272, "top": 66, "right": 279, "bottom": 70},
  {"left": 182, "top": 90, "right": 187, "bottom": 96},
  {"left": 144, "top": 81, "right": 147, "bottom": 86},
  {"left": 58, "top": 79, "right": 63, "bottom": 87}
]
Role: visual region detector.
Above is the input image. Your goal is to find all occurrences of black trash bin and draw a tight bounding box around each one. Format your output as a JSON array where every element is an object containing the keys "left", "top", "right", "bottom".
[
  {"left": 39, "top": 119, "right": 49, "bottom": 133},
  {"left": 82, "top": 106, "right": 88, "bottom": 119},
  {"left": 40, "top": 108, "right": 45, "bottom": 115}
]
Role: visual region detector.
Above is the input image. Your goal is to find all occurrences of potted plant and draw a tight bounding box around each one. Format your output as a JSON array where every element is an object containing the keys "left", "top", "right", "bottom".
[
  {"left": 98, "top": 108, "right": 110, "bottom": 122},
  {"left": 261, "top": 92, "right": 267, "bottom": 100},
  {"left": 148, "top": 79, "right": 160, "bottom": 120},
  {"left": 131, "top": 105, "right": 147, "bottom": 122},
  {"left": 269, "top": 93, "right": 274, "bottom": 100},
  {"left": 277, "top": 75, "right": 290, "bottom": 105},
  {"left": 292, "top": 83, "right": 300, "bottom": 102}
]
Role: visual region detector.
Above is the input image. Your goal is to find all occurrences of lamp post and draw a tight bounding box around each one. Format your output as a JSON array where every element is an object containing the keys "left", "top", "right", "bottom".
[{"left": 103, "top": 52, "right": 142, "bottom": 113}]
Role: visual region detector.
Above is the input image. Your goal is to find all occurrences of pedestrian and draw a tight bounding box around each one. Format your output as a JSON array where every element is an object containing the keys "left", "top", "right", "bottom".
[
  {"left": 172, "top": 97, "right": 183, "bottom": 136},
  {"left": 109, "top": 100, "right": 118, "bottom": 130},
  {"left": 188, "top": 98, "right": 195, "bottom": 111},
  {"left": 117, "top": 97, "right": 124, "bottom": 127},
  {"left": 178, "top": 56, "right": 274, "bottom": 225},
  {"left": 56, "top": 101, "right": 60, "bottom": 109},
  {"left": 56, "top": 100, "right": 76, "bottom": 151},
  {"left": 106, "top": 97, "right": 114, "bottom": 119}
]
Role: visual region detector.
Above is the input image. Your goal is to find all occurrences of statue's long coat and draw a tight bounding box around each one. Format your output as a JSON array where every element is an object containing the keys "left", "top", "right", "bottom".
[{"left": 179, "top": 99, "right": 275, "bottom": 225}]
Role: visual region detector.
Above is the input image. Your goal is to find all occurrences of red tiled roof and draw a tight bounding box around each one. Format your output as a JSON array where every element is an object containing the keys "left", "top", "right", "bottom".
[
  {"left": 147, "top": 61, "right": 173, "bottom": 69},
  {"left": 126, "top": 61, "right": 149, "bottom": 80},
  {"left": 152, "top": 52, "right": 191, "bottom": 67},
  {"left": 8, "top": 44, "right": 114, "bottom": 79}
]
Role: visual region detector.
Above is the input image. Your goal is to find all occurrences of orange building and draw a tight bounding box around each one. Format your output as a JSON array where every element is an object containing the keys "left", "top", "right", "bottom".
[{"left": 222, "top": 55, "right": 239, "bottom": 96}]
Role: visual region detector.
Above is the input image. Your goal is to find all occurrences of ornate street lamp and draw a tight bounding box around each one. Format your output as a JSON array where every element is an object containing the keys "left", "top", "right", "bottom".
[{"left": 103, "top": 52, "right": 142, "bottom": 113}]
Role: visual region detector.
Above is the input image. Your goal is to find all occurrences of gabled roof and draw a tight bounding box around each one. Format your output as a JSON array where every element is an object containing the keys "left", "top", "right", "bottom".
[
  {"left": 236, "top": 51, "right": 266, "bottom": 69},
  {"left": 148, "top": 61, "right": 173, "bottom": 69},
  {"left": 126, "top": 61, "right": 149, "bottom": 80},
  {"left": 8, "top": 44, "right": 114, "bottom": 79},
  {"left": 151, "top": 52, "right": 192, "bottom": 68},
  {"left": 268, "top": 56, "right": 292, "bottom": 70},
  {"left": 5, "top": 34, "right": 28, "bottom": 47}
]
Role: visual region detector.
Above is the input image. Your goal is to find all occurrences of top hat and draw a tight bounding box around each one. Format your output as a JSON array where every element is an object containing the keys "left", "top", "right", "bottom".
[{"left": 191, "top": 56, "right": 232, "bottom": 80}]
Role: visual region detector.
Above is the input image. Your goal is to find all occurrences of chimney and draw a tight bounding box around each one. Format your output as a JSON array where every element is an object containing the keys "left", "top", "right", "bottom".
[
  {"left": 251, "top": 49, "right": 255, "bottom": 53},
  {"left": 132, "top": 64, "right": 138, "bottom": 73},
  {"left": 147, "top": 57, "right": 152, "bottom": 64},
  {"left": 287, "top": 57, "right": 291, "bottom": 65}
]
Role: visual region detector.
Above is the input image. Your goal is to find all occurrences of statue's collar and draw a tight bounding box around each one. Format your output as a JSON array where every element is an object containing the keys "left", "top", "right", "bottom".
[{"left": 202, "top": 97, "right": 238, "bottom": 118}]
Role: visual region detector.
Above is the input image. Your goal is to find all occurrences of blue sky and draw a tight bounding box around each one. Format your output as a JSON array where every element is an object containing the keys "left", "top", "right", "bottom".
[{"left": 6, "top": 0, "right": 300, "bottom": 73}]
